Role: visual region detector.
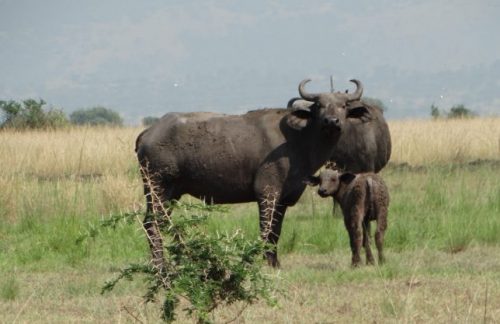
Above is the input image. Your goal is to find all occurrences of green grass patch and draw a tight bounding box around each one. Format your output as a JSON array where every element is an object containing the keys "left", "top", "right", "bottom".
[
  {"left": 1, "top": 163, "right": 499, "bottom": 321},
  {"left": 1, "top": 164, "right": 499, "bottom": 272},
  {"left": 0, "top": 276, "right": 20, "bottom": 301}
]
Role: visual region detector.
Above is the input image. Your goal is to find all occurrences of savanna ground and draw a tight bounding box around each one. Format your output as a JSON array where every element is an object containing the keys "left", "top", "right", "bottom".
[{"left": 0, "top": 117, "right": 499, "bottom": 323}]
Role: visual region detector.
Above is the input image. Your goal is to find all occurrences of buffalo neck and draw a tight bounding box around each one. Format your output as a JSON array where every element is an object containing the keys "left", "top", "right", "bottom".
[
  {"left": 305, "top": 127, "right": 341, "bottom": 172},
  {"left": 279, "top": 115, "right": 341, "bottom": 176}
]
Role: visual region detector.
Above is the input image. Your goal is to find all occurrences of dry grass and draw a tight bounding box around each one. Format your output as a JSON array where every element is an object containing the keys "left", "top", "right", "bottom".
[
  {"left": 1, "top": 117, "right": 499, "bottom": 180},
  {"left": 0, "top": 126, "right": 140, "bottom": 178},
  {"left": 0, "top": 126, "right": 144, "bottom": 221},
  {"left": 389, "top": 117, "right": 500, "bottom": 165}
]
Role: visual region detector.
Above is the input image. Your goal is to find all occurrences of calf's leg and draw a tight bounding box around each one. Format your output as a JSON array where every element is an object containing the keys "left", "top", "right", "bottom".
[
  {"left": 344, "top": 212, "right": 363, "bottom": 267},
  {"left": 375, "top": 219, "right": 387, "bottom": 264},
  {"left": 362, "top": 219, "right": 375, "bottom": 265}
]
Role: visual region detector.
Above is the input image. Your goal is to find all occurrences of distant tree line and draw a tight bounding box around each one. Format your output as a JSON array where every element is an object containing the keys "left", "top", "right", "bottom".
[
  {"left": 363, "top": 97, "right": 388, "bottom": 112},
  {"left": 3, "top": 97, "right": 476, "bottom": 130},
  {"left": 69, "top": 106, "right": 123, "bottom": 126},
  {"left": 0, "top": 99, "right": 68, "bottom": 129},
  {"left": 430, "top": 103, "right": 476, "bottom": 119},
  {"left": 0, "top": 99, "right": 124, "bottom": 129},
  {"left": 142, "top": 116, "right": 159, "bottom": 126}
]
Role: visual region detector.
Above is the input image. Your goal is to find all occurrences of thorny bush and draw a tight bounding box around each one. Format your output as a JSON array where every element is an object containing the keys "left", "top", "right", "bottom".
[{"left": 81, "top": 201, "right": 278, "bottom": 323}]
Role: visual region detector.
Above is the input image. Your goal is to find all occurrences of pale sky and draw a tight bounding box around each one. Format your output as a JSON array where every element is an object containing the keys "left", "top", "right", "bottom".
[{"left": 1, "top": 0, "right": 499, "bottom": 122}]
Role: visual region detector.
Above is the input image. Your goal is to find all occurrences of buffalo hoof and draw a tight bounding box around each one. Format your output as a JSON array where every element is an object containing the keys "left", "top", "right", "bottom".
[
  {"left": 264, "top": 252, "right": 280, "bottom": 268},
  {"left": 267, "top": 258, "right": 280, "bottom": 268},
  {"left": 351, "top": 259, "right": 362, "bottom": 268}
]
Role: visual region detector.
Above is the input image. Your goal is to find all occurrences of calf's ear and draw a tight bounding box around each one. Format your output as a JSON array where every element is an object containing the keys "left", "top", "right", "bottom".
[
  {"left": 286, "top": 109, "right": 311, "bottom": 130},
  {"left": 339, "top": 172, "right": 356, "bottom": 184},
  {"left": 304, "top": 175, "right": 320, "bottom": 186}
]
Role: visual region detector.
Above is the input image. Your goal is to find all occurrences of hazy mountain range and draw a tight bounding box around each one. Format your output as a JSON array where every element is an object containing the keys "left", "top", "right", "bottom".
[{"left": 1, "top": 0, "right": 499, "bottom": 124}]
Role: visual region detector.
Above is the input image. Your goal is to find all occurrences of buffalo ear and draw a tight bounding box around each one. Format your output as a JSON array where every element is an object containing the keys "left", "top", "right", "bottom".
[
  {"left": 287, "top": 97, "right": 314, "bottom": 110},
  {"left": 347, "top": 106, "right": 371, "bottom": 120},
  {"left": 286, "top": 109, "right": 311, "bottom": 130},
  {"left": 339, "top": 172, "right": 356, "bottom": 184},
  {"left": 304, "top": 175, "right": 320, "bottom": 187},
  {"left": 346, "top": 100, "right": 372, "bottom": 121}
]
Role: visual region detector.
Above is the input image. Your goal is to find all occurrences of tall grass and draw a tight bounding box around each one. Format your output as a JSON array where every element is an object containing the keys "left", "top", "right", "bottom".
[
  {"left": 1, "top": 117, "right": 498, "bottom": 176},
  {"left": 2, "top": 117, "right": 499, "bottom": 175},
  {"left": 389, "top": 117, "right": 500, "bottom": 165},
  {"left": 0, "top": 126, "right": 137, "bottom": 178}
]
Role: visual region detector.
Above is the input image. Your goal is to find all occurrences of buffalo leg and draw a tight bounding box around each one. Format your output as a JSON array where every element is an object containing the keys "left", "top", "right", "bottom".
[
  {"left": 143, "top": 182, "right": 168, "bottom": 274},
  {"left": 258, "top": 199, "right": 287, "bottom": 268},
  {"left": 142, "top": 174, "right": 178, "bottom": 275},
  {"left": 144, "top": 211, "right": 165, "bottom": 273}
]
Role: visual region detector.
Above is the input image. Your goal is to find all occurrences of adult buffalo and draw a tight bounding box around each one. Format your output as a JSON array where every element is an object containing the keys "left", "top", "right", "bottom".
[
  {"left": 136, "top": 78, "right": 365, "bottom": 269},
  {"left": 288, "top": 94, "right": 391, "bottom": 173}
]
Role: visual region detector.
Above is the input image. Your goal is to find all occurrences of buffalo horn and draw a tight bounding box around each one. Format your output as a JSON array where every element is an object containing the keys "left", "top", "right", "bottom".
[
  {"left": 298, "top": 79, "right": 320, "bottom": 101},
  {"left": 347, "top": 79, "right": 363, "bottom": 101}
]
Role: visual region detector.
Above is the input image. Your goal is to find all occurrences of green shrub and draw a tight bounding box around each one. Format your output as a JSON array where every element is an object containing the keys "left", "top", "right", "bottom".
[
  {"left": 0, "top": 99, "right": 69, "bottom": 129},
  {"left": 142, "top": 116, "right": 160, "bottom": 127},
  {"left": 430, "top": 103, "right": 476, "bottom": 119},
  {"left": 363, "top": 97, "right": 388, "bottom": 112},
  {"left": 70, "top": 106, "right": 123, "bottom": 126},
  {"left": 430, "top": 104, "right": 441, "bottom": 119},
  {"left": 447, "top": 104, "right": 475, "bottom": 119},
  {"left": 96, "top": 202, "right": 277, "bottom": 323}
]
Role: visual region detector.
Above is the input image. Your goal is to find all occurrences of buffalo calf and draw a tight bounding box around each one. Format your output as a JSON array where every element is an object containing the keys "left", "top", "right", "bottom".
[{"left": 307, "top": 169, "right": 389, "bottom": 267}]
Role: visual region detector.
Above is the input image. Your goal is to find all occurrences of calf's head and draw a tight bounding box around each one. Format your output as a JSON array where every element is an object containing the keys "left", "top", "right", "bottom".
[{"left": 306, "top": 169, "right": 356, "bottom": 197}]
